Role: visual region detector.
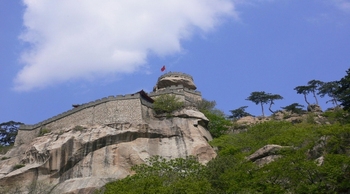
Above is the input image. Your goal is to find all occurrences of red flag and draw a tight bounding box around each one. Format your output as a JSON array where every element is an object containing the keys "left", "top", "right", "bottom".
[{"left": 161, "top": 65, "right": 166, "bottom": 72}]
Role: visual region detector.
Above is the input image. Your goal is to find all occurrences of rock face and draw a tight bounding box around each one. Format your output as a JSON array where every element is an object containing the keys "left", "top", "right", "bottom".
[
  {"left": 0, "top": 72, "right": 215, "bottom": 193},
  {"left": 153, "top": 72, "right": 197, "bottom": 91},
  {"left": 246, "top": 144, "right": 291, "bottom": 166},
  {"left": 0, "top": 110, "right": 215, "bottom": 193}
]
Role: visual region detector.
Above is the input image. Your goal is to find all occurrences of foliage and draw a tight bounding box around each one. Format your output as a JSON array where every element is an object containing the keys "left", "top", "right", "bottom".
[
  {"left": 336, "top": 68, "right": 350, "bottom": 111},
  {"left": 153, "top": 94, "right": 184, "bottom": 114},
  {"left": 196, "top": 99, "right": 231, "bottom": 138},
  {"left": 229, "top": 106, "right": 252, "bottom": 120},
  {"left": 322, "top": 109, "right": 350, "bottom": 124},
  {"left": 72, "top": 125, "right": 85, "bottom": 132},
  {"left": 318, "top": 81, "right": 340, "bottom": 107},
  {"left": 208, "top": 121, "right": 350, "bottom": 193},
  {"left": 246, "top": 91, "right": 283, "bottom": 117},
  {"left": 39, "top": 128, "right": 51, "bottom": 136},
  {"left": 267, "top": 94, "right": 283, "bottom": 113},
  {"left": 203, "top": 110, "right": 232, "bottom": 138},
  {"left": 195, "top": 99, "right": 216, "bottom": 113},
  {"left": 103, "top": 156, "right": 211, "bottom": 194},
  {"left": 281, "top": 102, "right": 305, "bottom": 114},
  {"left": 294, "top": 80, "right": 323, "bottom": 105},
  {"left": 13, "top": 164, "right": 25, "bottom": 170},
  {"left": 0, "top": 121, "right": 23, "bottom": 146},
  {"left": 246, "top": 91, "right": 270, "bottom": 117}
]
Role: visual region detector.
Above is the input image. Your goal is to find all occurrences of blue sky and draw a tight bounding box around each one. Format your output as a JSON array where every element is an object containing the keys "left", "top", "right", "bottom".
[{"left": 1, "top": 0, "right": 350, "bottom": 125}]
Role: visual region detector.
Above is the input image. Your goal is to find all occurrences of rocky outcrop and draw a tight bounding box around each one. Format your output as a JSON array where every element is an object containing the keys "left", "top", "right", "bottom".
[
  {"left": 307, "top": 104, "right": 322, "bottom": 113},
  {"left": 153, "top": 72, "right": 197, "bottom": 91},
  {"left": 0, "top": 109, "right": 215, "bottom": 193},
  {"left": 246, "top": 144, "right": 291, "bottom": 166}
]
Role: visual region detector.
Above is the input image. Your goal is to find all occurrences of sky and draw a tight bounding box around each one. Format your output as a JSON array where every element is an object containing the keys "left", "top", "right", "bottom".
[{"left": 1, "top": 0, "right": 350, "bottom": 125}]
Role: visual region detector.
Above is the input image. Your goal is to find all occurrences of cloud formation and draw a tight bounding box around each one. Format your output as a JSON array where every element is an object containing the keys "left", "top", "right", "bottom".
[{"left": 14, "top": 0, "right": 235, "bottom": 91}]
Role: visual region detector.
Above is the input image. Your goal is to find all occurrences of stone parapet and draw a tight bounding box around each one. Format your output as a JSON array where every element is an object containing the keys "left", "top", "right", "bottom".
[
  {"left": 157, "top": 72, "right": 194, "bottom": 82},
  {"left": 19, "top": 93, "right": 146, "bottom": 131}
]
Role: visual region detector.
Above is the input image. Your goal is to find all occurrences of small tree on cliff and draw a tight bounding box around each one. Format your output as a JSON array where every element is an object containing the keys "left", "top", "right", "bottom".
[
  {"left": 307, "top": 79, "right": 323, "bottom": 105},
  {"left": 267, "top": 94, "right": 283, "bottom": 114},
  {"left": 281, "top": 103, "right": 305, "bottom": 114},
  {"left": 229, "top": 106, "right": 252, "bottom": 120},
  {"left": 318, "top": 81, "right": 341, "bottom": 108},
  {"left": 246, "top": 91, "right": 270, "bottom": 117},
  {"left": 294, "top": 85, "right": 312, "bottom": 105},
  {"left": 336, "top": 68, "right": 350, "bottom": 110},
  {"left": 294, "top": 80, "right": 323, "bottom": 105}
]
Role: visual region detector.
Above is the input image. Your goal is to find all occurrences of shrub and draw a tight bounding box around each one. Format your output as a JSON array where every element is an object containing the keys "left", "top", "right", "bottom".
[
  {"left": 1, "top": 157, "right": 10, "bottom": 160},
  {"left": 13, "top": 164, "right": 25, "bottom": 170},
  {"left": 39, "top": 128, "right": 50, "bottom": 136},
  {"left": 153, "top": 94, "right": 184, "bottom": 114},
  {"left": 322, "top": 109, "right": 350, "bottom": 124},
  {"left": 72, "top": 125, "right": 85, "bottom": 132}
]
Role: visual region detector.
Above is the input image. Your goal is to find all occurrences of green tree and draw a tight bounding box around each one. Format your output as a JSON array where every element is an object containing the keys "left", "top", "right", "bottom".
[
  {"left": 294, "top": 80, "right": 323, "bottom": 105},
  {"left": 307, "top": 79, "right": 323, "bottom": 105},
  {"left": 318, "top": 81, "right": 340, "bottom": 107},
  {"left": 0, "top": 121, "right": 23, "bottom": 146},
  {"left": 229, "top": 106, "right": 252, "bottom": 120},
  {"left": 104, "top": 156, "right": 211, "bottom": 194},
  {"left": 294, "top": 85, "right": 312, "bottom": 105},
  {"left": 281, "top": 103, "right": 305, "bottom": 114},
  {"left": 267, "top": 94, "right": 283, "bottom": 113},
  {"left": 153, "top": 94, "right": 184, "bottom": 114},
  {"left": 336, "top": 68, "right": 350, "bottom": 111},
  {"left": 246, "top": 91, "right": 270, "bottom": 117},
  {"left": 196, "top": 99, "right": 231, "bottom": 138}
]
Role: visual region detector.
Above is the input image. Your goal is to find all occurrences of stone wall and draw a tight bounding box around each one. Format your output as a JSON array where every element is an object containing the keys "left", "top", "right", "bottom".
[
  {"left": 15, "top": 94, "right": 150, "bottom": 146},
  {"left": 149, "top": 85, "right": 202, "bottom": 104}
]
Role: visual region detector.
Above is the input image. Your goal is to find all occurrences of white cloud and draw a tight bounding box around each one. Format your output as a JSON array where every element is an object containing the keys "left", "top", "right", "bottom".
[{"left": 14, "top": 0, "right": 236, "bottom": 91}]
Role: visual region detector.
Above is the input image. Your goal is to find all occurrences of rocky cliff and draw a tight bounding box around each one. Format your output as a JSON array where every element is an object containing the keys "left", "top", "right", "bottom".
[
  {"left": 0, "top": 72, "right": 216, "bottom": 193},
  {"left": 0, "top": 108, "right": 215, "bottom": 193}
]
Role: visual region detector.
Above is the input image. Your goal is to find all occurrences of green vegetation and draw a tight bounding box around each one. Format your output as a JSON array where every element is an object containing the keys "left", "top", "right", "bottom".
[
  {"left": 196, "top": 99, "right": 232, "bottom": 138},
  {"left": 12, "top": 164, "right": 25, "bottom": 170},
  {"left": 246, "top": 91, "right": 283, "bottom": 117},
  {"left": 336, "top": 68, "right": 350, "bottom": 110},
  {"left": 104, "top": 156, "right": 211, "bottom": 194},
  {"left": 39, "top": 128, "right": 51, "bottom": 136},
  {"left": 229, "top": 106, "right": 252, "bottom": 120},
  {"left": 153, "top": 94, "right": 184, "bottom": 114},
  {"left": 101, "top": 120, "right": 350, "bottom": 193},
  {"left": 281, "top": 102, "right": 305, "bottom": 114},
  {"left": 1, "top": 156, "right": 10, "bottom": 160},
  {"left": 72, "top": 125, "right": 85, "bottom": 132}
]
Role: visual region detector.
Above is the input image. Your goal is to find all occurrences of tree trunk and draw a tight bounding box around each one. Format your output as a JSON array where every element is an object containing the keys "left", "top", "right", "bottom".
[
  {"left": 304, "top": 94, "right": 310, "bottom": 105},
  {"left": 269, "top": 101, "right": 275, "bottom": 114},
  {"left": 312, "top": 91, "right": 319, "bottom": 105},
  {"left": 333, "top": 98, "right": 339, "bottom": 106},
  {"left": 260, "top": 103, "right": 265, "bottom": 117}
]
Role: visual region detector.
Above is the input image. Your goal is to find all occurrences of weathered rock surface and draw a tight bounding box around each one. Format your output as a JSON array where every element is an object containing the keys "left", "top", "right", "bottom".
[
  {"left": 246, "top": 144, "right": 290, "bottom": 166},
  {"left": 155, "top": 75, "right": 196, "bottom": 90},
  {"left": 307, "top": 104, "right": 322, "bottom": 113},
  {"left": 0, "top": 112, "right": 215, "bottom": 193}
]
